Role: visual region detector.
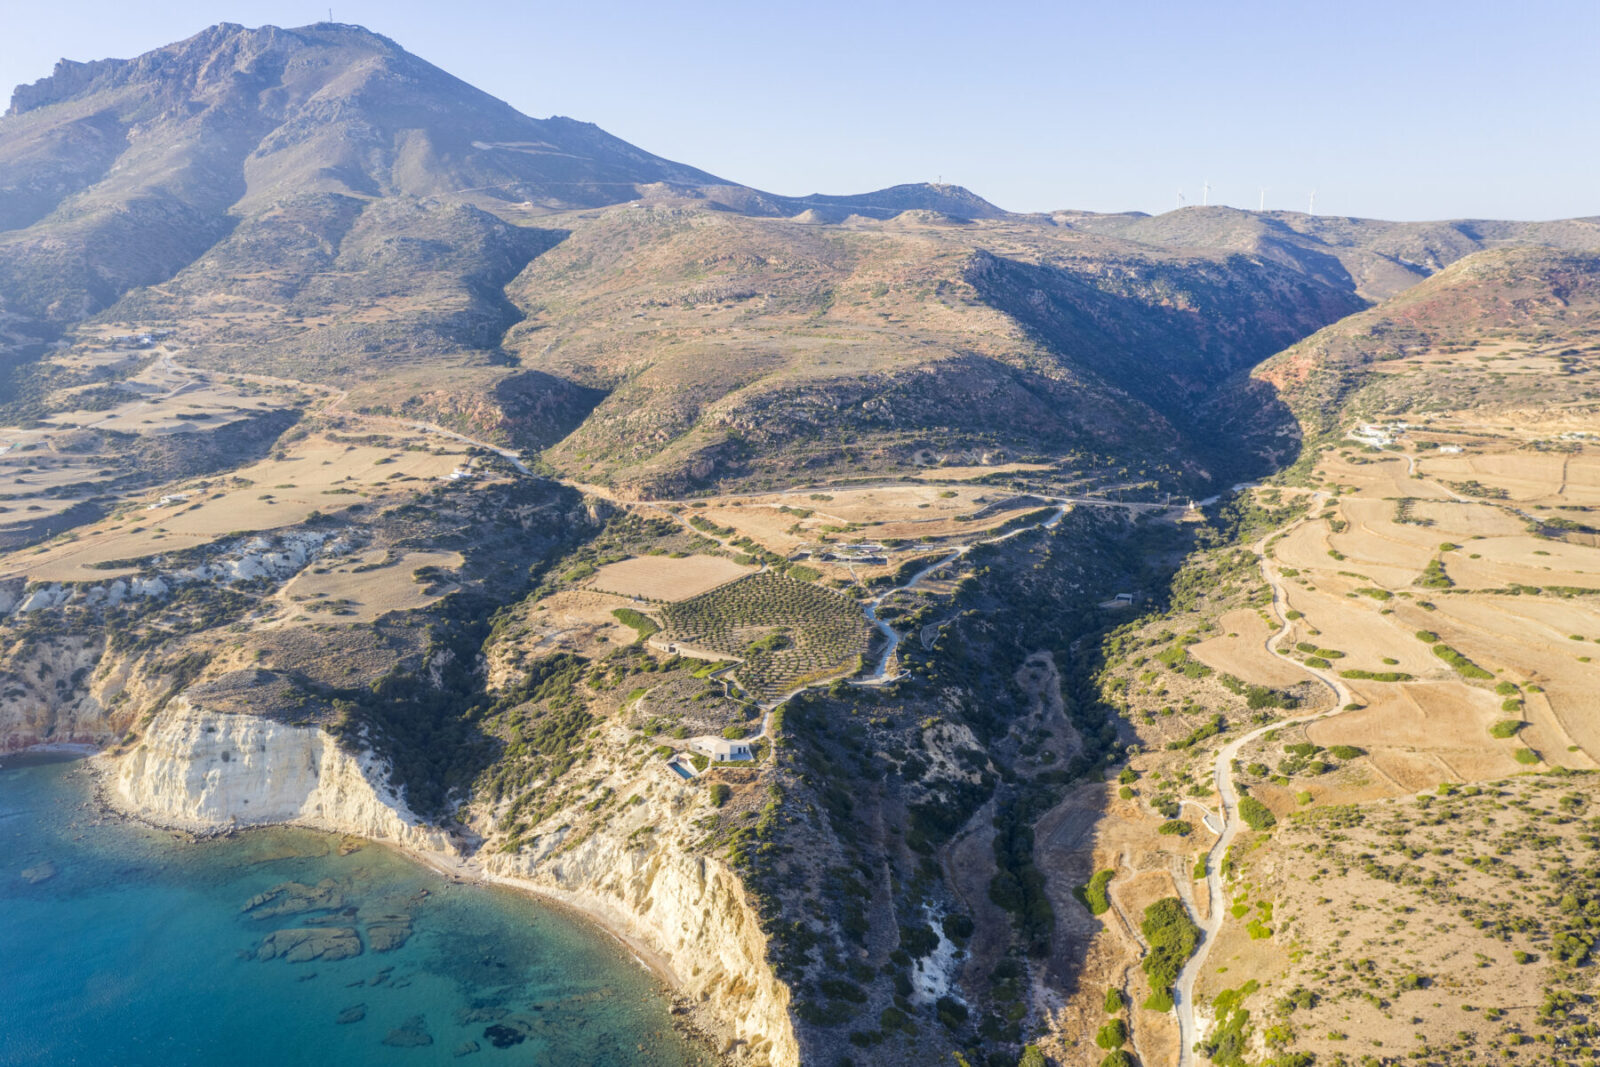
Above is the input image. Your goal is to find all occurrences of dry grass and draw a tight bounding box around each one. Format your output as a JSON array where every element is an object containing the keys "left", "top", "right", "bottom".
[
  {"left": 588, "top": 553, "right": 753, "bottom": 602},
  {"left": 2, "top": 431, "right": 473, "bottom": 582},
  {"left": 272, "top": 548, "right": 463, "bottom": 625}
]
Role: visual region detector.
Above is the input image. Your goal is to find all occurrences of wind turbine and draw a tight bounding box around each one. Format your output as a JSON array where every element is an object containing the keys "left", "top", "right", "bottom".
[
  {"left": 1259, "top": 188, "right": 1266, "bottom": 212},
  {"left": 1308, "top": 190, "right": 1317, "bottom": 215},
  {"left": 1202, "top": 181, "right": 1210, "bottom": 207}
]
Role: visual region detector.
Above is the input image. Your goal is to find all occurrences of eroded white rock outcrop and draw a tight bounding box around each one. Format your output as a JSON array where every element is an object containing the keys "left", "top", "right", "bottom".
[
  {"left": 107, "top": 698, "right": 450, "bottom": 854},
  {"left": 485, "top": 808, "right": 798, "bottom": 1066}
]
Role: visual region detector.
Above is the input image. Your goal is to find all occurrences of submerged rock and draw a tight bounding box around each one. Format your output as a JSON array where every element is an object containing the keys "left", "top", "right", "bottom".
[
  {"left": 336, "top": 1004, "right": 367, "bottom": 1025},
  {"left": 242, "top": 879, "right": 344, "bottom": 919},
  {"left": 382, "top": 1016, "right": 433, "bottom": 1047},
  {"left": 256, "top": 927, "right": 362, "bottom": 963},
  {"left": 20, "top": 861, "right": 57, "bottom": 884},
  {"left": 365, "top": 920, "right": 412, "bottom": 953},
  {"left": 482, "top": 1023, "right": 525, "bottom": 1049},
  {"left": 452, "top": 1040, "right": 481, "bottom": 1057}
]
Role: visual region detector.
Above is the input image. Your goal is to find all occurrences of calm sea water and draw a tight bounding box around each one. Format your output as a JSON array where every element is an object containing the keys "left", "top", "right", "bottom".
[{"left": 0, "top": 754, "right": 713, "bottom": 1067}]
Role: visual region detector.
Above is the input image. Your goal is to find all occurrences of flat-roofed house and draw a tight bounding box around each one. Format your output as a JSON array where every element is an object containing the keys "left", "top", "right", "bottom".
[{"left": 690, "top": 737, "right": 754, "bottom": 762}]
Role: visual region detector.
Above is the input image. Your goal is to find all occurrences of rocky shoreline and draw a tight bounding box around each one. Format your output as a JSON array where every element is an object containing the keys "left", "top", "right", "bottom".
[{"left": 63, "top": 747, "right": 736, "bottom": 1062}]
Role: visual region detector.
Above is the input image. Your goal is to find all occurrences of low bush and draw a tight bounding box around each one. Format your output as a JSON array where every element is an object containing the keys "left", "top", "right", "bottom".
[
  {"left": 1239, "top": 796, "right": 1276, "bottom": 831},
  {"left": 1076, "top": 869, "right": 1115, "bottom": 916}
]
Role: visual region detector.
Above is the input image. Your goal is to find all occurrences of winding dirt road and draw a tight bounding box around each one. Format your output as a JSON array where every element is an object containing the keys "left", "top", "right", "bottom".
[{"left": 1171, "top": 491, "right": 1356, "bottom": 1064}]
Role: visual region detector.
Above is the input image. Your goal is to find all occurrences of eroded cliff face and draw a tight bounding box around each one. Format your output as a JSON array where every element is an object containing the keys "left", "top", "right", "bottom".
[
  {"left": 105, "top": 697, "right": 452, "bottom": 853},
  {"left": 482, "top": 782, "right": 798, "bottom": 1066},
  {"left": 0, "top": 634, "right": 175, "bottom": 753}
]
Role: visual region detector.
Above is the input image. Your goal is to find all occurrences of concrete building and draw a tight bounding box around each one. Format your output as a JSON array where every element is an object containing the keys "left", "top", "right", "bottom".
[{"left": 690, "top": 737, "right": 754, "bottom": 763}]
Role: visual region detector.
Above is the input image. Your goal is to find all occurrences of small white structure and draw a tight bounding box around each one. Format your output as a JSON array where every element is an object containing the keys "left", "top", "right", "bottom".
[
  {"left": 1437, "top": 445, "right": 1464, "bottom": 454},
  {"left": 690, "top": 737, "right": 754, "bottom": 763},
  {"left": 1097, "top": 592, "right": 1136, "bottom": 610}
]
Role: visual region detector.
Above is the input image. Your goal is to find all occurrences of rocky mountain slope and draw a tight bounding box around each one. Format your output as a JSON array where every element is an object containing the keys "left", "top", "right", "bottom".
[
  {"left": 4, "top": 20, "right": 1600, "bottom": 1067},
  {"left": 1061, "top": 205, "right": 1600, "bottom": 301},
  {"left": 1256, "top": 245, "right": 1600, "bottom": 437}
]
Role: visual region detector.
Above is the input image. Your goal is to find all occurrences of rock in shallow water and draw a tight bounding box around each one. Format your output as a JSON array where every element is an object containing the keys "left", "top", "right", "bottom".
[
  {"left": 336, "top": 1004, "right": 366, "bottom": 1025},
  {"left": 366, "top": 920, "right": 412, "bottom": 952},
  {"left": 382, "top": 1016, "right": 433, "bottom": 1047},
  {"left": 242, "top": 879, "right": 343, "bottom": 919},
  {"left": 452, "top": 1040, "right": 481, "bottom": 1057},
  {"left": 482, "top": 1023, "right": 525, "bottom": 1049},
  {"left": 256, "top": 927, "right": 362, "bottom": 963},
  {"left": 20, "top": 861, "right": 57, "bottom": 884}
]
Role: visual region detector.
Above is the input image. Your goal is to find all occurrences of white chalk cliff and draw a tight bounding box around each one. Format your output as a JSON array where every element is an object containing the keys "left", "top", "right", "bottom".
[{"left": 107, "top": 697, "right": 451, "bottom": 853}]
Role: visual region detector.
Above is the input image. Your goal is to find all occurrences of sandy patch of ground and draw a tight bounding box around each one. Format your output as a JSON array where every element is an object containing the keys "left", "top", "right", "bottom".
[
  {"left": 274, "top": 549, "right": 463, "bottom": 625},
  {"left": 1305, "top": 681, "right": 1527, "bottom": 783},
  {"left": 3, "top": 433, "right": 472, "bottom": 582},
  {"left": 911, "top": 463, "right": 1057, "bottom": 481},
  {"left": 588, "top": 554, "right": 754, "bottom": 602},
  {"left": 1188, "top": 609, "right": 1312, "bottom": 688},
  {"left": 1440, "top": 535, "right": 1600, "bottom": 589},
  {"left": 504, "top": 589, "right": 641, "bottom": 662}
]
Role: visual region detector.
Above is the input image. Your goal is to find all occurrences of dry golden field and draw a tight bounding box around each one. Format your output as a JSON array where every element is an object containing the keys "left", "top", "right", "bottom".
[{"left": 588, "top": 553, "right": 753, "bottom": 602}]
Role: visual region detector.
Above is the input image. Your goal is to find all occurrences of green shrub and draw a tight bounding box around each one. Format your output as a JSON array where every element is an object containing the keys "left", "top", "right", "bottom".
[
  {"left": 708, "top": 783, "right": 731, "bottom": 807},
  {"left": 1340, "top": 669, "right": 1413, "bottom": 682},
  {"left": 1140, "top": 898, "right": 1199, "bottom": 1007},
  {"left": 1100, "top": 1053, "right": 1135, "bottom": 1067},
  {"left": 1076, "top": 869, "right": 1115, "bottom": 916},
  {"left": 1158, "top": 819, "right": 1193, "bottom": 836},
  {"left": 1095, "top": 1018, "right": 1128, "bottom": 1049},
  {"left": 1432, "top": 643, "right": 1493, "bottom": 680},
  {"left": 1103, "top": 986, "right": 1124, "bottom": 1014},
  {"left": 1490, "top": 720, "right": 1524, "bottom": 739},
  {"left": 611, "top": 607, "right": 660, "bottom": 641},
  {"left": 1417, "top": 559, "right": 1454, "bottom": 588},
  {"left": 1328, "top": 744, "right": 1364, "bottom": 760},
  {"left": 1513, "top": 748, "right": 1540, "bottom": 765},
  {"left": 1239, "top": 796, "right": 1276, "bottom": 831}
]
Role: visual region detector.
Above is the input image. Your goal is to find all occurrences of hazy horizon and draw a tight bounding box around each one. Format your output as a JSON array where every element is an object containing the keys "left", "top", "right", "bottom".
[{"left": 2, "top": 0, "right": 1595, "bottom": 222}]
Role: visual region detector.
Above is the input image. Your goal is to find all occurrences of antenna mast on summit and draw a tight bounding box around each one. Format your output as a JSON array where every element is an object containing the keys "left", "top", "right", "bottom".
[
  {"left": 1202, "top": 181, "right": 1210, "bottom": 207},
  {"left": 1259, "top": 188, "right": 1266, "bottom": 211},
  {"left": 1176, "top": 190, "right": 1186, "bottom": 210},
  {"left": 1308, "top": 189, "right": 1316, "bottom": 215}
]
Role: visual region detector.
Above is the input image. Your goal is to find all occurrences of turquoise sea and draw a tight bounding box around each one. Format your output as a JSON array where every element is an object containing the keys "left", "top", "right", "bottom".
[{"left": 0, "top": 753, "right": 713, "bottom": 1066}]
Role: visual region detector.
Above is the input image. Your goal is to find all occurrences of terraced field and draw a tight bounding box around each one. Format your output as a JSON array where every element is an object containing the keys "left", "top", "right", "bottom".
[{"left": 656, "top": 572, "right": 873, "bottom": 700}]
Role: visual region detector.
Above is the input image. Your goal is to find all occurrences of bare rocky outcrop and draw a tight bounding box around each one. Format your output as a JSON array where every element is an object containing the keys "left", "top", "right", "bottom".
[
  {"left": 482, "top": 787, "right": 798, "bottom": 1066},
  {"left": 105, "top": 697, "right": 452, "bottom": 853}
]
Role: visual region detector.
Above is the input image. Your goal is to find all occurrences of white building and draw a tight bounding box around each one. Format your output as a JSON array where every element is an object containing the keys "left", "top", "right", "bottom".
[{"left": 690, "top": 737, "right": 754, "bottom": 763}]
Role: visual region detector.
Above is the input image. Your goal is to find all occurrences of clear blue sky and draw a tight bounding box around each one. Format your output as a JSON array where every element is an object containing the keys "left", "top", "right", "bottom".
[{"left": 3, "top": 0, "right": 1596, "bottom": 220}]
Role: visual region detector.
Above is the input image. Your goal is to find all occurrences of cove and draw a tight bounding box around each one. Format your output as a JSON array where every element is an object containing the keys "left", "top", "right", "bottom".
[{"left": 1, "top": 753, "right": 713, "bottom": 1066}]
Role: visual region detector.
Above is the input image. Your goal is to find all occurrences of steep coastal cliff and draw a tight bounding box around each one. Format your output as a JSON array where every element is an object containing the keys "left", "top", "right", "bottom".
[
  {"left": 106, "top": 697, "right": 452, "bottom": 853},
  {"left": 90, "top": 696, "right": 797, "bottom": 1065}
]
